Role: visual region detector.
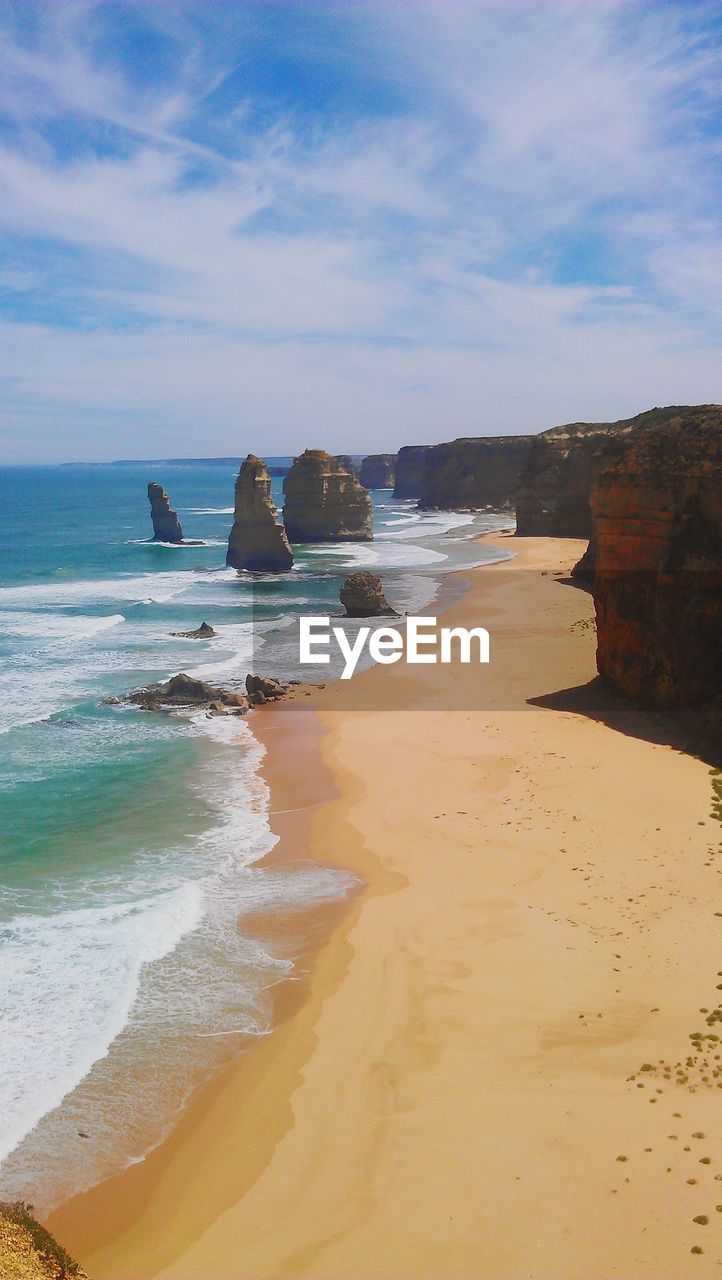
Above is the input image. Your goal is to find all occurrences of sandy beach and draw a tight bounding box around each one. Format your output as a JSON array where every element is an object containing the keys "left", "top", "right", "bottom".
[{"left": 49, "top": 532, "right": 721, "bottom": 1279}]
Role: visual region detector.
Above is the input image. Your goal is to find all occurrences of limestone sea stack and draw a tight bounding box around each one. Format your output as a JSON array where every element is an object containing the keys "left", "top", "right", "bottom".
[
  {"left": 148, "top": 482, "right": 184, "bottom": 542},
  {"left": 340, "top": 571, "right": 398, "bottom": 617},
  {"left": 226, "top": 455, "right": 294, "bottom": 572},
  {"left": 592, "top": 408, "right": 722, "bottom": 733},
  {"left": 283, "top": 450, "right": 373, "bottom": 542},
  {"left": 359, "top": 454, "right": 396, "bottom": 489}
]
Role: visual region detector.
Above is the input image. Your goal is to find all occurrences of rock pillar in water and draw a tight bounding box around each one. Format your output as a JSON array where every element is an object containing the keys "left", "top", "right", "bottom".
[
  {"left": 226, "top": 455, "right": 294, "bottom": 571},
  {"left": 148, "top": 482, "right": 184, "bottom": 543}
]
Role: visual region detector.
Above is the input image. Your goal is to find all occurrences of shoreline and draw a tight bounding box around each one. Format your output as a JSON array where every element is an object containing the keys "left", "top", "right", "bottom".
[
  {"left": 45, "top": 701, "right": 367, "bottom": 1271},
  {"left": 43, "top": 526, "right": 498, "bottom": 1250},
  {"left": 35, "top": 518, "right": 507, "bottom": 1219},
  {"left": 50, "top": 531, "right": 721, "bottom": 1278}
]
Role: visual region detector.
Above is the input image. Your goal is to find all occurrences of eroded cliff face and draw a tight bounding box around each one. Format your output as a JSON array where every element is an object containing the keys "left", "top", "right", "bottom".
[
  {"left": 515, "top": 406, "right": 710, "bottom": 539},
  {"left": 226, "top": 454, "right": 294, "bottom": 571},
  {"left": 418, "top": 436, "right": 533, "bottom": 511},
  {"left": 283, "top": 450, "right": 372, "bottom": 542},
  {"left": 358, "top": 454, "right": 396, "bottom": 489},
  {"left": 335, "top": 455, "right": 358, "bottom": 476},
  {"left": 392, "top": 445, "right": 433, "bottom": 498},
  {"left": 147, "top": 482, "right": 183, "bottom": 543},
  {"left": 592, "top": 409, "right": 722, "bottom": 732}
]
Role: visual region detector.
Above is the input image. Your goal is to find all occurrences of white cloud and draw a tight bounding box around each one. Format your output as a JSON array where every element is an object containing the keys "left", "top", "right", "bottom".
[
  {"left": 0, "top": 305, "right": 717, "bottom": 464},
  {"left": 0, "top": 0, "right": 720, "bottom": 460}
]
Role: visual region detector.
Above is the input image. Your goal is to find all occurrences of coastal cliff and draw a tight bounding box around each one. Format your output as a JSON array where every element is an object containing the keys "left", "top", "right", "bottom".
[
  {"left": 283, "top": 450, "right": 373, "bottom": 542},
  {"left": 226, "top": 455, "right": 294, "bottom": 571},
  {"left": 147, "top": 482, "right": 183, "bottom": 543},
  {"left": 358, "top": 454, "right": 396, "bottom": 489},
  {"left": 392, "top": 445, "right": 432, "bottom": 498},
  {"left": 418, "top": 436, "right": 533, "bottom": 511},
  {"left": 592, "top": 409, "right": 722, "bottom": 732},
  {"left": 515, "top": 406, "right": 709, "bottom": 539}
]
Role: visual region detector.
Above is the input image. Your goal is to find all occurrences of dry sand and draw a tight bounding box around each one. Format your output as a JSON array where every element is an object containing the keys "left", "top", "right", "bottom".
[{"left": 49, "top": 532, "right": 722, "bottom": 1278}]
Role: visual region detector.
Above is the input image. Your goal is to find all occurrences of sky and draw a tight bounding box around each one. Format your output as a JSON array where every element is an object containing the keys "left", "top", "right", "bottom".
[{"left": 0, "top": 0, "right": 721, "bottom": 463}]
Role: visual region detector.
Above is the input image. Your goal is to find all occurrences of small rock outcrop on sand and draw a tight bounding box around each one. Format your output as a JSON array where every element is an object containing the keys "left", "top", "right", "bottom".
[
  {"left": 393, "top": 445, "right": 433, "bottom": 498},
  {"left": 245, "top": 673, "right": 288, "bottom": 705},
  {"left": 283, "top": 450, "right": 373, "bottom": 542},
  {"left": 0, "top": 1201, "right": 88, "bottom": 1278},
  {"left": 418, "top": 436, "right": 533, "bottom": 511},
  {"left": 358, "top": 454, "right": 396, "bottom": 489},
  {"left": 515, "top": 406, "right": 712, "bottom": 540},
  {"left": 340, "top": 571, "right": 398, "bottom": 617},
  {"left": 170, "top": 622, "right": 216, "bottom": 639},
  {"left": 591, "top": 408, "right": 722, "bottom": 734},
  {"left": 226, "top": 455, "right": 294, "bottom": 572},
  {"left": 121, "top": 673, "right": 248, "bottom": 714},
  {"left": 148, "top": 482, "right": 184, "bottom": 543}
]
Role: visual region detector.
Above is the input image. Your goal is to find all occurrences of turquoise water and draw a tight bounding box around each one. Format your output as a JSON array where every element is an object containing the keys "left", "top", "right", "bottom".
[{"left": 0, "top": 463, "right": 505, "bottom": 1211}]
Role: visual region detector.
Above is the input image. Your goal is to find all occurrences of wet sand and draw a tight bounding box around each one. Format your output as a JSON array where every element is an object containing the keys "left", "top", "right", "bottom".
[{"left": 50, "top": 532, "right": 721, "bottom": 1278}]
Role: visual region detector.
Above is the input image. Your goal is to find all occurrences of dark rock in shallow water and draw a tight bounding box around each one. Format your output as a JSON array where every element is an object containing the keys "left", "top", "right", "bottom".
[
  {"left": 227, "top": 455, "right": 294, "bottom": 572},
  {"left": 124, "top": 673, "right": 248, "bottom": 713},
  {"left": 170, "top": 622, "right": 216, "bottom": 639},
  {"left": 148, "top": 482, "right": 184, "bottom": 543},
  {"left": 283, "top": 450, "right": 373, "bottom": 542},
  {"left": 340, "top": 571, "right": 398, "bottom": 617},
  {"left": 245, "top": 673, "right": 288, "bottom": 704}
]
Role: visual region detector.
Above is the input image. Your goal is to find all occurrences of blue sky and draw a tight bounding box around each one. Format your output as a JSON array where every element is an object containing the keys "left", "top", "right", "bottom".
[{"left": 0, "top": 0, "right": 721, "bottom": 462}]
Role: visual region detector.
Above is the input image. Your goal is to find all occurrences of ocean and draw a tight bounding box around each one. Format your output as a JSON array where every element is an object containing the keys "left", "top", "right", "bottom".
[{"left": 0, "top": 462, "right": 507, "bottom": 1212}]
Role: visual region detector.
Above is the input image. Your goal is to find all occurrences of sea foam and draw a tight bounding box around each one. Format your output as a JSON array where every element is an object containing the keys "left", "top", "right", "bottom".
[
  {"left": 0, "top": 884, "right": 204, "bottom": 1167},
  {"left": 0, "top": 714, "right": 358, "bottom": 1213}
]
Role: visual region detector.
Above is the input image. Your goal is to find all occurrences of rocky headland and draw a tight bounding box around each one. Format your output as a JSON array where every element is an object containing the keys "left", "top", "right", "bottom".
[
  {"left": 340, "top": 571, "right": 398, "bottom": 617},
  {"left": 147, "top": 482, "right": 184, "bottom": 543},
  {"left": 358, "top": 454, "right": 396, "bottom": 489},
  {"left": 418, "top": 435, "right": 533, "bottom": 511},
  {"left": 591, "top": 408, "right": 722, "bottom": 736},
  {"left": 392, "top": 445, "right": 432, "bottom": 498},
  {"left": 515, "top": 406, "right": 714, "bottom": 541},
  {"left": 226, "top": 455, "right": 294, "bottom": 572},
  {"left": 283, "top": 450, "right": 373, "bottom": 542}
]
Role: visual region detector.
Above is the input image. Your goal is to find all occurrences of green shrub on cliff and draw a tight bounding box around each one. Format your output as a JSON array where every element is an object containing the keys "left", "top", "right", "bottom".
[{"left": 0, "top": 1201, "right": 88, "bottom": 1279}]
